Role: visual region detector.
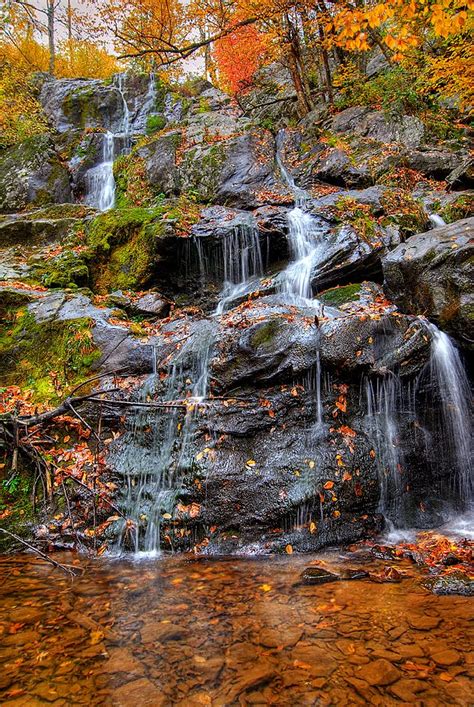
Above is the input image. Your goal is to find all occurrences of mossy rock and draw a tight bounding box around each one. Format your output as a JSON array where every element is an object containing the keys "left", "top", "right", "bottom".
[
  {"left": 440, "top": 194, "right": 474, "bottom": 224},
  {"left": 0, "top": 307, "right": 100, "bottom": 403},
  {"left": 251, "top": 320, "right": 282, "bottom": 349},
  {"left": 85, "top": 208, "right": 167, "bottom": 293},
  {"left": 0, "top": 134, "right": 71, "bottom": 213},
  {"left": 180, "top": 143, "right": 226, "bottom": 203},
  {"left": 0, "top": 470, "right": 36, "bottom": 553},
  {"left": 318, "top": 283, "right": 362, "bottom": 307}
]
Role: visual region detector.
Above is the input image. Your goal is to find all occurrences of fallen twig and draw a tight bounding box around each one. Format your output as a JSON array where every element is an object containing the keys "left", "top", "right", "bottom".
[{"left": 0, "top": 528, "right": 82, "bottom": 577}]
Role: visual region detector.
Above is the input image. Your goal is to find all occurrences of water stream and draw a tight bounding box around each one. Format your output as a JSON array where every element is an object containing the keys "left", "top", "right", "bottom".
[
  {"left": 83, "top": 74, "right": 152, "bottom": 211},
  {"left": 84, "top": 131, "right": 116, "bottom": 211},
  {"left": 1, "top": 550, "right": 472, "bottom": 705}
]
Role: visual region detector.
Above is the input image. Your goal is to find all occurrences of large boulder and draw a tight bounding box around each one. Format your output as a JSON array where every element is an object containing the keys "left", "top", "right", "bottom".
[
  {"left": 136, "top": 131, "right": 181, "bottom": 196},
  {"left": 331, "top": 107, "right": 425, "bottom": 149},
  {"left": 382, "top": 217, "right": 474, "bottom": 349},
  {"left": 180, "top": 131, "right": 288, "bottom": 208},
  {"left": 0, "top": 134, "right": 72, "bottom": 213}
]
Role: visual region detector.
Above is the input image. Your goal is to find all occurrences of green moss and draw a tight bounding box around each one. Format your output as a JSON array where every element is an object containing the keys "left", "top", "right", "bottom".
[
  {"left": 85, "top": 207, "right": 166, "bottom": 293},
  {"left": 114, "top": 153, "right": 155, "bottom": 208},
  {"left": 318, "top": 283, "right": 361, "bottom": 307},
  {"left": 181, "top": 143, "right": 226, "bottom": 203},
  {"left": 251, "top": 320, "right": 281, "bottom": 349},
  {"left": 0, "top": 471, "right": 35, "bottom": 553},
  {"left": 0, "top": 308, "right": 100, "bottom": 403},
  {"left": 62, "top": 86, "right": 102, "bottom": 129},
  {"left": 439, "top": 195, "right": 474, "bottom": 224},
  {"left": 146, "top": 114, "right": 167, "bottom": 135}
]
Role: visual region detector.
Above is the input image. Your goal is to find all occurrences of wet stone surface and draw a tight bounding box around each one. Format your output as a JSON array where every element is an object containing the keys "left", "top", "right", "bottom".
[{"left": 0, "top": 551, "right": 472, "bottom": 705}]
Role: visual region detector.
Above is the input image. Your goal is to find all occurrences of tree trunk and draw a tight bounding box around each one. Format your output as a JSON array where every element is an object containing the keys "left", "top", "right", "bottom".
[
  {"left": 286, "top": 16, "right": 314, "bottom": 116},
  {"left": 47, "top": 0, "right": 55, "bottom": 75}
]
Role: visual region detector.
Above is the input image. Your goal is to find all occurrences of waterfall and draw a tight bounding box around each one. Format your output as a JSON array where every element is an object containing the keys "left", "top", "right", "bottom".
[
  {"left": 84, "top": 131, "right": 115, "bottom": 211},
  {"left": 364, "top": 374, "right": 407, "bottom": 524},
  {"left": 364, "top": 323, "right": 472, "bottom": 529},
  {"left": 113, "top": 323, "right": 216, "bottom": 556},
  {"left": 115, "top": 73, "right": 131, "bottom": 152},
  {"left": 275, "top": 131, "right": 327, "bottom": 310},
  {"left": 429, "top": 213, "right": 446, "bottom": 228},
  {"left": 83, "top": 73, "right": 156, "bottom": 210},
  {"left": 426, "top": 323, "right": 472, "bottom": 504},
  {"left": 215, "top": 222, "right": 264, "bottom": 314},
  {"left": 191, "top": 216, "right": 264, "bottom": 314}
]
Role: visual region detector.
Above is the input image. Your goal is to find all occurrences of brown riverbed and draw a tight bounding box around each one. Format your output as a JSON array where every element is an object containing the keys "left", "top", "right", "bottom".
[{"left": 0, "top": 548, "right": 472, "bottom": 706}]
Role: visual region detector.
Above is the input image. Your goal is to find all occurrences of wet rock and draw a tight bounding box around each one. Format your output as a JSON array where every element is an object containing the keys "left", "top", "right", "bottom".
[
  {"left": 291, "top": 646, "right": 337, "bottom": 677},
  {"left": 407, "top": 148, "right": 472, "bottom": 183},
  {"left": 180, "top": 131, "right": 286, "bottom": 208},
  {"left": 383, "top": 217, "right": 474, "bottom": 349},
  {"left": 113, "top": 677, "right": 166, "bottom": 706},
  {"left": 133, "top": 293, "right": 169, "bottom": 319},
  {"left": 137, "top": 131, "right": 181, "bottom": 196},
  {"left": 431, "top": 649, "right": 461, "bottom": 666},
  {"left": 408, "top": 615, "right": 441, "bottom": 630},
  {"left": 259, "top": 626, "right": 303, "bottom": 648},
  {"left": 310, "top": 222, "right": 385, "bottom": 290},
  {"left": 331, "top": 107, "right": 425, "bottom": 149},
  {"left": 101, "top": 648, "right": 144, "bottom": 675},
  {"left": 39, "top": 73, "right": 158, "bottom": 135},
  {"left": 0, "top": 134, "right": 72, "bottom": 213},
  {"left": 423, "top": 570, "right": 474, "bottom": 596},
  {"left": 141, "top": 622, "right": 185, "bottom": 643},
  {"left": 218, "top": 665, "right": 276, "bottom": 703},
  {"left": 9, "top": 606, "right": 43, "bottom": 624},
  {"left": 301, "top": 567, "right": 340, "bottom": 585},
  {"left": 357, "top": 658, "right": 401, "bottom": 686}
]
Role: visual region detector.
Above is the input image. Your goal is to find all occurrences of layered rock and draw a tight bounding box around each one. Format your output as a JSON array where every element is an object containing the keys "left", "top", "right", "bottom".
[{"left": 383, "top": 217, "right": 474, "bottom": 350}]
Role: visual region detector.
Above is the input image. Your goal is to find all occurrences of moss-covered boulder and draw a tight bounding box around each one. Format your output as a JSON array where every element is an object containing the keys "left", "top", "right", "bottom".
[
  {"left": 84, "top": 208, "right": 168, "bottom": 292},
  {"left": 0, "top": 134, "right": 72, "bottom": 213}
]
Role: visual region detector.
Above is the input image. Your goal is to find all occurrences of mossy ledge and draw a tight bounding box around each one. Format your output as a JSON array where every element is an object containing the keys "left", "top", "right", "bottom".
[{"left": 0, "top": 306, "right": 100, "bottom": 404}]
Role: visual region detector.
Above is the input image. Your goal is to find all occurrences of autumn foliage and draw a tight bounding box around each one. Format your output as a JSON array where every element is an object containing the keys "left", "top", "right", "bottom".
[{"left": 213, "top": 24, "right": 269, "bottom": 94}]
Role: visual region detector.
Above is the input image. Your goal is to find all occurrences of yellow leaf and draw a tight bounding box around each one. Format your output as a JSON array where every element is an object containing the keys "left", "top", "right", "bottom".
[
  {"left": 285, "top": 544, "right": 293, "bottom": 554},
  {"left": 246, "top": 459, "right": 256, "bottom": 467},
  {"left": 259, "top": 584, "right": 272, "bottom": 592},
  {"left": 90, "top": 630, "right": 104, "bottom": 645}
]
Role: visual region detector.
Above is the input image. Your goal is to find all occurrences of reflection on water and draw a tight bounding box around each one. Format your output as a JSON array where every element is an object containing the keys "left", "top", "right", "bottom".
[{"left": 0, "top": 550, "right": 472, "bottom": 705}]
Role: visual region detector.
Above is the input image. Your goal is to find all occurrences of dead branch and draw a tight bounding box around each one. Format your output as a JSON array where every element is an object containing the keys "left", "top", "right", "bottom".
[{"left": 0, "top": 528, "right": 82, "bottom": 577}]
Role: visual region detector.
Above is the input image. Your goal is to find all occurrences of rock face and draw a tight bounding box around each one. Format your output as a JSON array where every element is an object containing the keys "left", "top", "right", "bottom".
[
  {"left": 383, "top": 218, "right": 474, "bottom": 350},
  {"left": 331, "top": 106, "right": 425, "bottom": 149},
  {"left": 1, "top": 70, "right": 472, "bottom": 554},
  {"left": 0, "top": 134, "right": 72, "bottom": 213}
]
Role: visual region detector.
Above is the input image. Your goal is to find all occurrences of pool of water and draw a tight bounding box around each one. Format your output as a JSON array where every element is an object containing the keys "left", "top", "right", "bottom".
[{"left": 0, "top": 548, "right": 472, "bottom": 705}]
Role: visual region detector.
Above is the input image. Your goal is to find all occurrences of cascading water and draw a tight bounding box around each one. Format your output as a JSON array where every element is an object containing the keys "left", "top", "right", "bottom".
[
  {"left": 113, "top": 322, "right": 216, "bottom": 556},
  {"left": 215, "top": 222, "right": 264, "bottom": 314},
  {"left": 84, "top": 131, "right": 115, "bottom": 211},
  {"left": 83, "top": 74, "right": 143, "bottom": 211},
  {"left": 425, "top": 322, "right": 472, "bottom": 504},
  {"left": 115, "top": 73, "right": 131, "bottom": 152},
  {"left": 364, "top": 322, "right": 472, "bottom": 529},
  {"left": 275, "top": 132, "right": 328, "bottom": 310}
]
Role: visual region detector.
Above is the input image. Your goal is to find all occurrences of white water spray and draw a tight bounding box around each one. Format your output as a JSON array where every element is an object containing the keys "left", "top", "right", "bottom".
[{"left": 84, "top": 131, "right": 115, "bottom": 211}]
